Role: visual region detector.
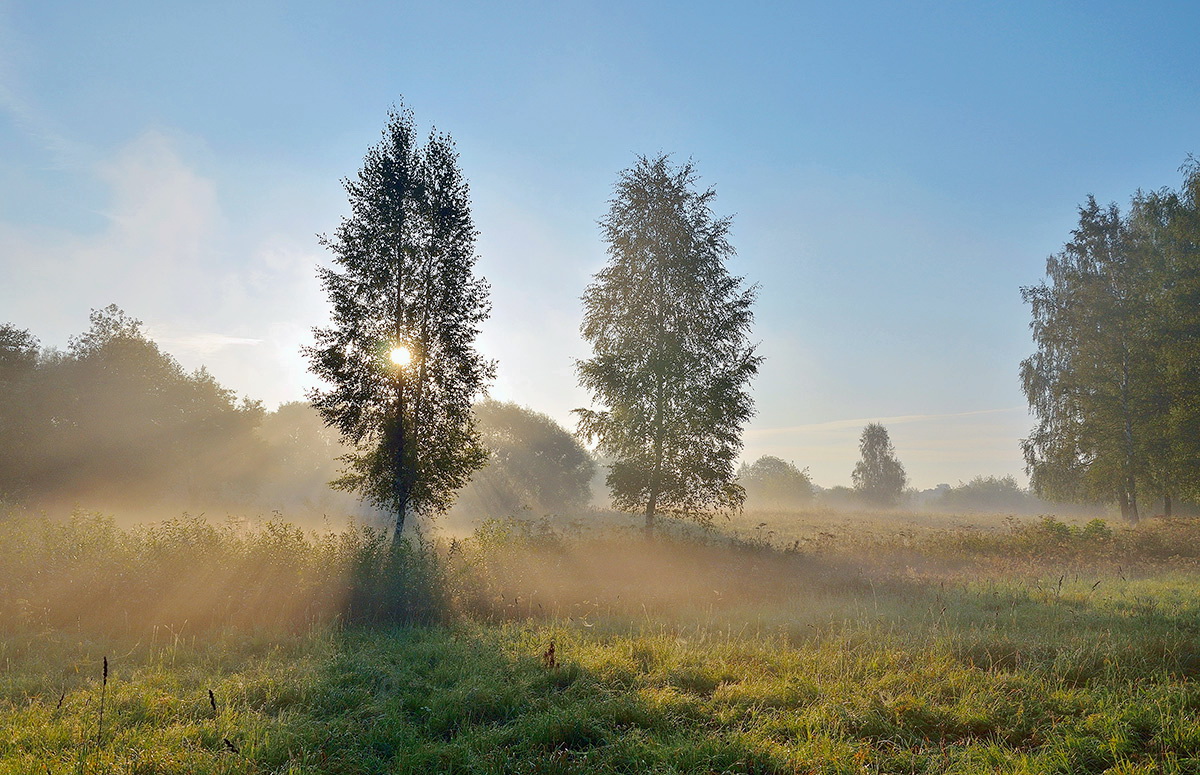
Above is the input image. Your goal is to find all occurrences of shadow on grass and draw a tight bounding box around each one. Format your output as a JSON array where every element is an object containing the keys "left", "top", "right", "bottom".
[{"left": 240, "top": 624, "right": 802, "bottom": 774}]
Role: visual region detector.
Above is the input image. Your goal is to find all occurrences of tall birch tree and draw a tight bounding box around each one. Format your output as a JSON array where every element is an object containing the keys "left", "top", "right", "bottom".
[
  {"left": 575, "top": 155, "right": 761, "bottom": 530},
  {"left": 306, "top": 105, "right": 493, "bottom": 544}
]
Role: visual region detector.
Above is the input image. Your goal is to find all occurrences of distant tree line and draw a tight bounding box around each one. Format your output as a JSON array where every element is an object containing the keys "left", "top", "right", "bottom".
[
  {"left": 0, "top": 308, "right": 592, "bottom": 517},
  {"left": 1022, "top": 159, "right": 1200, "bottom": 521},
  {"left": 932, "top": 475, "right": 1043, "bottom": 514},
  {"left": 0, "top": 307, "right": 263, "bottom": 506}
]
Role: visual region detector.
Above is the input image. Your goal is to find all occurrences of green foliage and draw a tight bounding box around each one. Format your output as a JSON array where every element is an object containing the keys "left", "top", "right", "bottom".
[
  {"left": 851, "top": 422, "right": 907, "bottom": 506},
  {"left": 1021, "top": 197, "right": 1154, "bottom": 517},
  {"left": 1153, "top": 158, "right": 1200, "bottom": 505},
  {"left": 456, "top": 399, "right": 595, "bottom": 516},
  {"left": 1021, "top": 161, "right": 1200, "bottom": 520},
  {"left": 575, "top": 154, "right": 761, "bottom": 528},
  {"left": 738, "top": 455, "right": 813, "bottom": 509},
  {"left": 306, "top": 104, "right": 493, "bottom": 538}
]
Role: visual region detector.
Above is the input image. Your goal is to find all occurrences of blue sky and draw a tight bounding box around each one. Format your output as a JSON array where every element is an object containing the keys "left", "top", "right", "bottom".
[{"left": 2, "top": 1, "right": 1197, "bottom": 488}]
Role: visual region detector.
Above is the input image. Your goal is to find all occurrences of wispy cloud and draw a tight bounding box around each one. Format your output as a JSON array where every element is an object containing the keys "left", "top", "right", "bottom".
[
  {"left": 0, "top": 128, "right": 326, "bottom": 407},
  {"left": 0, "top": 18, "right": 90, "bottom": 170},
  {"left": 747, "top": 406, "right": 1027, "bottom": 437},
  {"left": 151, "top": 332, "right": 264, "bottom": 356}
]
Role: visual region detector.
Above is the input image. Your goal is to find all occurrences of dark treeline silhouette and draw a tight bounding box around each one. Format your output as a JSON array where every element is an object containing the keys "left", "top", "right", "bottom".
[{"left": 0, "top": 306, "right": 368, "bottom": 516}]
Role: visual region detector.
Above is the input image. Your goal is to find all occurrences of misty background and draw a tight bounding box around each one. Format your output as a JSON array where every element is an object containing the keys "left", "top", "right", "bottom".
[
  {"left": 2, "top": 2, "right": 1199, "bottom": 489},
  {"left": 0, "top": 307, "right": 1058, "bottom": 523}
]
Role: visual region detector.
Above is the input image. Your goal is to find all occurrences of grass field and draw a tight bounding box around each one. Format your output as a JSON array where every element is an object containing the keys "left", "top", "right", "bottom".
[{"left": 3, "top": 510, "right": 1200, "bottom": 773}]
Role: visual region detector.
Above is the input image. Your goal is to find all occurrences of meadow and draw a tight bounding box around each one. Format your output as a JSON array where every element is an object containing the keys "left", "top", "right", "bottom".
[{"left": 3, "top": 509, "right": 1200, "bottom": 774}]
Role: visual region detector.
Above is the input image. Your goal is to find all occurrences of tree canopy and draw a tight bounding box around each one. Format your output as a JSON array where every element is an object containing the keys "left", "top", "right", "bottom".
[
  {"left": 454, "top": 399, "right": 595, "bottom": 517},
  {"left": 305, "top": 105, "right": 493, "bottom": 541},
  {"left": 1021, "top": 159, "right": 1200, "bottom": 520},
  {"left": 0, "top": 306, "right": 263, "bottom": 506},
  {"left": 575, "top": 155, "right": 761, "bottom": 529}
]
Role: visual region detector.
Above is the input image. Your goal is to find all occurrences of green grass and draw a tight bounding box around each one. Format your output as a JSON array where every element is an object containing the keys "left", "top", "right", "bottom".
[{"left": 4, "top": 510, "right": 1200, "bottom": 773}]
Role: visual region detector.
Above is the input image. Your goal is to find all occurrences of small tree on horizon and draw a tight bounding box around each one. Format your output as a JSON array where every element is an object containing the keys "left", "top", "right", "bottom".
[
  {"left": 575, "top": 154, "right": 761, "bottom": 530},
  {"left": 305, "top": 105, "right": 493, "bottom": 546},
  {"left": 851, "top": 423, "right": 907, "bottom": 506}
]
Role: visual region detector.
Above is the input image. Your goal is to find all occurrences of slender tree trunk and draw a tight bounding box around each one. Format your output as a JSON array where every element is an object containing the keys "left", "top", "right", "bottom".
[
  {"left": 1164, "top": 493, "right": 1173, "bottom": 518},
  {"left": 644, "top": 363, "right": 668, "bottom": 534},
  {"left": 1118, "top": 486, "right": 1140, "bottom": 524},
  {"left": 644, "top": 485, "right": 658, "bottom": 533},
  {"left": 1121, "top": 442, "right": 1139, "bottom": 522},
  {"left": 393, "top": 495, "right": 409, "bottom": 550},
  {"left": 644, "top": 421, "right": 666, "bottom": 532},
  {"left": 392, "top": 386, "right": 409, "bottom": 550},
  {"left": 1120, "top": 350, "right": 1139, "bottom": 524},
  {"left": 392, "top": 238, "right": 410, "bottom": 551}
]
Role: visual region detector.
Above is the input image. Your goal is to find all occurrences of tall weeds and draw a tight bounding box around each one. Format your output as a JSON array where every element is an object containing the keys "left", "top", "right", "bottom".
[{"left": 0, "top": 510, "right": 447, "bottom": 634}]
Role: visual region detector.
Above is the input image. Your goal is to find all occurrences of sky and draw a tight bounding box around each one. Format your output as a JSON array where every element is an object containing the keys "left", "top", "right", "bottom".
[{"left": 2, "top": 1, "right": 1198, "bottom": 489}]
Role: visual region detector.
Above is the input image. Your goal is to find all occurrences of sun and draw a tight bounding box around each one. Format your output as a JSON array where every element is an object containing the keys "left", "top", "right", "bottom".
[{"left": 389, "top": 345, "right": 412, "bottom": 367}]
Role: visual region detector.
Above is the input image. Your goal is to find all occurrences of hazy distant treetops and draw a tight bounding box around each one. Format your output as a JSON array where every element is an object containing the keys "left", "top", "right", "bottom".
[
  {"left": 738, "top": 455, "right": 813, "bottom": 510},
  {"left": 576, "top": 154, "right": 761, "bottom": 530},
  {"left": 0, "top": 324, "right": 42, "bottom": 499},
  {"left": 305, "top": 104, "right": 493, "bottom": 542},
  {"left": 851, "top": 423, "right": 907, "bottom": 507},
  {"left": 0, "top": 323, "right": 39, "bottom": 369},
  {"left": 254, "top": 401, "right": 362, "bottom": 513},
  {"left": 934, "top": 475, "right": 1040, "bottom": 514},
  {"left": 454, "top": 399, "right": 594, "bottom": 517},
  {"left": 0, "top": 306, "right": 263, "bottom": 505},
  {"left": 1021, "top": 158, "right": 1200, "bottom": 521}
]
